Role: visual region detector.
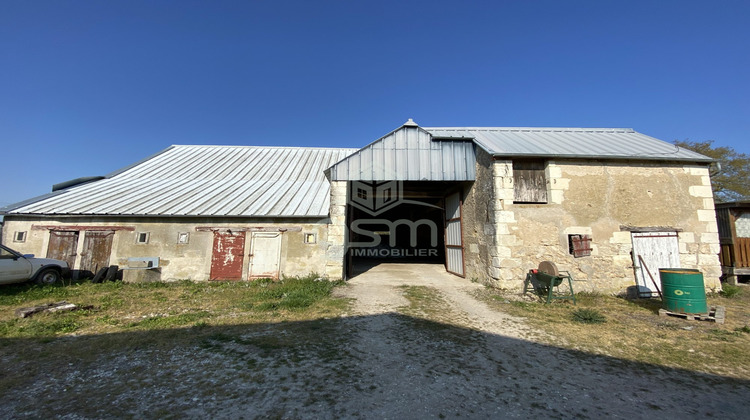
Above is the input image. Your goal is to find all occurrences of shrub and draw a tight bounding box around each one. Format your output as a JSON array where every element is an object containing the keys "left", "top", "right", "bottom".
[
  {"left": 571, "top": 308, "right": 606, "bottom": 324},
  {"left": 720, "top": 284, "right": 742, "bottom": 299}
]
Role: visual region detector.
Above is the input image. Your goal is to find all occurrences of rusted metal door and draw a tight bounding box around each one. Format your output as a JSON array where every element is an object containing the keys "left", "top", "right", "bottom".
[
  {"left": 210, "top": 231, "right": 246, "bottom": 280},
  {"left": 632, "top": 232, "right": 680, "bottom": 297},
  {"left": 445, "top": 192, "right": 465, "bottom": 277},
  {"left": 249, "top": 232, "right": 282, "bottom": 279},
  {"left": 46, "top": 230, "right": 79, "bottom": 269},
  {"left": 80, "top": 231, "right": 115, "bottom": 278}
]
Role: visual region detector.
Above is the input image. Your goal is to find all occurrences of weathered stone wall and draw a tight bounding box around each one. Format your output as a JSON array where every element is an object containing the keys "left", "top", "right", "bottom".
[
  {"left": 460, "top": 148, "right": 495, "bottom": 281},
  {"left": 486, "top": 160, "right": 721, "bottom": 293},
  {"left": 324, "top": 180, "right": 347, "bottom": 279},
  {"left": 1, "top": 215, "right": 330, "bottom": 281}
]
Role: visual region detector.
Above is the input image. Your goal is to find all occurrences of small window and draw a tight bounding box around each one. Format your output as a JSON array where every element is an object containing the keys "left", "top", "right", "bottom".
[
  {"left": 357, "top": 188, "right": 368, "bottom": 200},
  {"left": 513, "top": 160, "right": 547, "bottom": 203},
  {"left": 569, "top": 234, "right": 592, "bottom": 257},
  {"left": 177, "top": 232, "right": 189, "bottom": 244},
  {"left": 13, "top": 231, "right": 27, "bottom": 243},
  {"left": 304, "top": 233, "right": 317, "bottom": 244},
  {"left": 136, "top": 232, "right": 150, "bottom": 244}
]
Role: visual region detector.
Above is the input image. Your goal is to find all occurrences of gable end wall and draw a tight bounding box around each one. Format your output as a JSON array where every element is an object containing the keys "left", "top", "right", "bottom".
[{"left": 484, "top": 160, "right": 721, "bottom": 293}]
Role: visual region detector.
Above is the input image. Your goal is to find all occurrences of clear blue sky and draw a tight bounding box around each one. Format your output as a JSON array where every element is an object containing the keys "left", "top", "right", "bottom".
[{"left": 1, "top": 0, "right": 748, "bottom": 208}]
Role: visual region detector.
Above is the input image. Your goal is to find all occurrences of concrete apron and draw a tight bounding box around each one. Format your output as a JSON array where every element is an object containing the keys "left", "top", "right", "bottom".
[
  {"left": 339, "top": 262, "right": 532, "bottom": 339},
  {"left": 349, "top": 262, "right": 461, "bottom": 286},
  {"left": 341, "top": 262, "right": 479, "bottom": 316}
]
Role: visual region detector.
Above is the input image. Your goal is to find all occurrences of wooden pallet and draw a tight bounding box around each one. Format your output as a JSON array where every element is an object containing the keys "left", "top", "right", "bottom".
[{"left": 658, "top": 306, "right": 725, "bottom": 324}]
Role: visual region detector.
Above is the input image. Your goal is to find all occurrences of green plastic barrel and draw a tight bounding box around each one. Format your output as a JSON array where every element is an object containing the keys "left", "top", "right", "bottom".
[{"left": 659, "top": 268, "right": 707, "bottom": 314}]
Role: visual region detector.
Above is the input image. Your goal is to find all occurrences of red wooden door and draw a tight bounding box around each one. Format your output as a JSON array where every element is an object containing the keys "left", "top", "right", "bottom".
[{"left": 210, "top": 231, "right": 246, "bottom": 280}]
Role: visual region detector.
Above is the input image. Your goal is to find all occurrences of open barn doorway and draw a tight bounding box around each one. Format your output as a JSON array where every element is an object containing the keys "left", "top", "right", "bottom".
[{"left": 345, "top": 181, "right": 468, "bottom": 279}]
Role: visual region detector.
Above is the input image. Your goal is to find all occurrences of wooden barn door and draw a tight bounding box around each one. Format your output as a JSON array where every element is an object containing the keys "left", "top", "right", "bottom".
[
  {"left": 445, "top": 192, "right": 465, "bottom": 277},
  {"left": 47, "top": 230, "right": 80, "bottom": 269},
  {"left": 80, "top": 231, "right": 115, "bottom": 278},
  {"left": 249, "top": 232, "right": 282, "bottom": 280},
  {"left": 210, "top": 231, "right": 246, "bottom": 281},
  {"left": 632, "top": 232, "right": 680, "bottom": 297}
]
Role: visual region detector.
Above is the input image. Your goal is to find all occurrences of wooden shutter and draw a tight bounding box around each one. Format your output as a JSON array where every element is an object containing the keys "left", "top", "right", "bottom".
[
  {"left": 569, "top": 234, "right": 592, "bottom": 258},
  {"left": 513, "top": 160, "right": 547, "bottom": 203}
]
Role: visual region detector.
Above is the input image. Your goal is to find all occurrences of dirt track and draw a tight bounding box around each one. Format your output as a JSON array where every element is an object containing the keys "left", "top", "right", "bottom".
[{"left": 2, "top": 263, "right": 749, "bottom": 419}]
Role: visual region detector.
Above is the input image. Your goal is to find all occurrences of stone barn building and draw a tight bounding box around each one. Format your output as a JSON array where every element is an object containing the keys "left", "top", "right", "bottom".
[
  {"left": 0, "top": 145, "right": 356, "bottom": 282},
  {"left": 0, "top": 120, "right": 722, "bottom": 293}
]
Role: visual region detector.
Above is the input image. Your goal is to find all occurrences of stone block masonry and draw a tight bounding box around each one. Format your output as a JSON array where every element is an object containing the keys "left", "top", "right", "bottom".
[{"left": 483, "top": 160, "right": 721, "bottom": 293}]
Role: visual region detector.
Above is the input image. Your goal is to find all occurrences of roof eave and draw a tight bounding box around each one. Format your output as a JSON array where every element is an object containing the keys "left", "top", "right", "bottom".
[
  {"left": 0, "top": 190, "right": 71, "bottom": 215},
  {"left": 715, "top": 201, "right": 750, "bottom": 209},
  {"left": 490, "top": 153, "right": 714, "bottom": 163},
  {"left": 1, "top": 212, "right": 330, "bottom": 219}
]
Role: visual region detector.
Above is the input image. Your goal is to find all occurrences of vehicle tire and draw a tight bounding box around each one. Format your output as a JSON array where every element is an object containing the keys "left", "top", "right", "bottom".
[
  {"left": 91, "top": 267, "right": 108, "bottom": 283},
  {"left": 105, "top": 265, "right": 119, "bottom": 282},
  {"left": 34, "top": 268, "right": 61, "bottom": 285}
]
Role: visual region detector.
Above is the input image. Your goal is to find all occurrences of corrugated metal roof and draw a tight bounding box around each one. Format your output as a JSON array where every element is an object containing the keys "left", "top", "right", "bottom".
[
  {"left": 423, "top": 127, "right": 713, "bottom": 162},
  {"left": 3, "top": 145, "right": 358, "bottom": 217},
  {"left": 2, "top": 124, "right": 712, "bottom": 217},
  {"left": 327, "top": 125, "right": 476, "bottom": 181}
]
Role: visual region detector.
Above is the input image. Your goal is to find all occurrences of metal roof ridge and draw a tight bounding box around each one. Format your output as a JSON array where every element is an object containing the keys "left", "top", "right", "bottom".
[
  {"left": 423, "top": 127, "right": 635, "bottom": 133},
  {"left": 170, "top": 144, "right": 359, "bottom": 151}
]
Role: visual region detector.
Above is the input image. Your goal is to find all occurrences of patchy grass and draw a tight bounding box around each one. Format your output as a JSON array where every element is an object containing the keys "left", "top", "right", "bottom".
[
  {"left": 397, "top": 285, "right": 452, "bottom": 321},
  {"left": 396, "top": 285, "right": 482, "bottom": 347},
  {"left": 0, "top": 274, "right": 351, "bottom": 404},
  {"left": 476, "top": 285, "right": 750, "bottom": 379},
  {"left": 0, "top": 274, "right": 347, "bottom": 340},
  {"left": 253, "top": 275, "right": 341, "bottom": 311},
  {"left": 720, "top": 283, "right": 743, "bottom": 299}
]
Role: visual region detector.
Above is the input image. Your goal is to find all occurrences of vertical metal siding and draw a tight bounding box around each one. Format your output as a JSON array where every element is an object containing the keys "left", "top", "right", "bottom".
[
  {"left": 445, "top": 192, "right": 465, "bottom": 276},
  {"left": 328, "top": 126, "right": 476, "bottom": 181},
  {"left": 446, "top": 192, "right": 460, "bottom": 220}
]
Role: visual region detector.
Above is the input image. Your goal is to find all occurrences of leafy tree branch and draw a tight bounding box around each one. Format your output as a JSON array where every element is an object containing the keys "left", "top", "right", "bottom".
[{"left": 675, "top": 140, "right": 750, "bottom": 203}]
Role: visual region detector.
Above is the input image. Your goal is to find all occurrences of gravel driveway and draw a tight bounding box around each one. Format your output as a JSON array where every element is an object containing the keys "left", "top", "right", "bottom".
[{"left": 3, "top": 263, "right": 749, "bottom": 419}]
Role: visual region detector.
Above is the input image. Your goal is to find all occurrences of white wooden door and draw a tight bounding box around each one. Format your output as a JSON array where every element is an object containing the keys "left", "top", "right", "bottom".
[
  {"left": 445, "top": 192, "right": 465, "bottom": 277},
  {"left": 249, "top": 232, "right": 282, "bottom": 279},
  {"left": 631, "top": 232, "right": 680, "bottom": 297}
]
